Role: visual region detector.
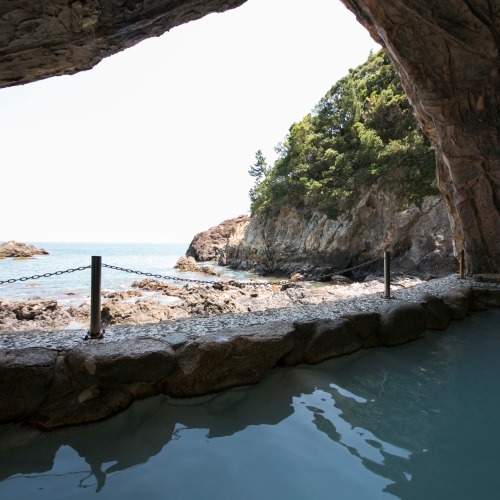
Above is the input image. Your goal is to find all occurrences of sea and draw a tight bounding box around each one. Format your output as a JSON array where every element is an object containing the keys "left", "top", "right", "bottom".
[{"left": 0, "top": 242, "right": 253, "bottom": 307}]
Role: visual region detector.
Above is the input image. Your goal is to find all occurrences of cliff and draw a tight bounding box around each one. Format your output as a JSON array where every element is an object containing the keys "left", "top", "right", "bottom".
[{"left": 189, "top": 181, "right": 455, "bottom": 280}]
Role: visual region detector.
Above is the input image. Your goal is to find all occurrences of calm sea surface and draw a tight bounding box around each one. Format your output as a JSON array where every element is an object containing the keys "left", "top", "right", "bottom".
[
  {"left": 0, "top": 309, "right": 499, "bottom": 499},
  {"left": 0, "top": 242, "right": 253, "bottom": 305}
]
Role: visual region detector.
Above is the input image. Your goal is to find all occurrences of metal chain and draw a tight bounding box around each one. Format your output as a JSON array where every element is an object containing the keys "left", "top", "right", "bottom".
[
  {"left": 102, "top": 263, "right": 220, "bottom": 285},
  {"left": 330, "top": 257, "right": 382, "bottom": 276},
  {"left": 0, "top": 265, "right": 91, "bottom": 285}
]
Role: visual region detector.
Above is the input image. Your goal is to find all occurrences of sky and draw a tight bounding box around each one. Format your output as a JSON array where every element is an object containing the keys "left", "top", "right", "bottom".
[{"left": 0, "top": 0, "right": 380, "bottom": 244}]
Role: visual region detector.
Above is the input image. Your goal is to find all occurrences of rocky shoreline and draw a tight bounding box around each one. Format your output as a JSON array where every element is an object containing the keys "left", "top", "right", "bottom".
[{"left": 1, "top": 273, "right": 434, "bottom": 334}]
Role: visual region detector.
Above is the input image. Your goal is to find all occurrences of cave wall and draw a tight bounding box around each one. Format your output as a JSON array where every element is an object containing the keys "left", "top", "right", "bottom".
[
  {"left": 339, "top": 0, "right": 500, "bottom": 273},
  {"left": 0, "top": 0, "right": 499, "bottom": 273}
]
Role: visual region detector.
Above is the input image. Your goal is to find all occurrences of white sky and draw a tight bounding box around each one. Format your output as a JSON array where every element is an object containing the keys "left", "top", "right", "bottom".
[{"left": 0, "top": 0, "right": 380, "bottom": 244}]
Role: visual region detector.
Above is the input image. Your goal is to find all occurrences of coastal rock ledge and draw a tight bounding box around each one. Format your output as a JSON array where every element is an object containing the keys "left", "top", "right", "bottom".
[
  {"left": 0, "top": 286, "right": 499, "bottom": 429},
  {"left": 0, "top": 241, "right": 48, "bottom": 258}
]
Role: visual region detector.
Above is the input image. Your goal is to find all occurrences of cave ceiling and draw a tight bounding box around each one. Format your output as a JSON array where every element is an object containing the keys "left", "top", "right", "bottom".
[{"left": 0, "top": 0, "right": 499, "bottom": 273}]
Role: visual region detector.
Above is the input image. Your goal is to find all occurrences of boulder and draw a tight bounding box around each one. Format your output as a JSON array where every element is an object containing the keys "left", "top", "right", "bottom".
[
  {"left": 163, "top": 322, "right": 295, "bottom": 397},
  {"left": 418, "top": 293, "right": 451, "bottom": 330},
  {"left": 439, "top": 288, "right": 472, "bottom": 320},
  {"left": 0, "top": 348, "right": 57, "bottom": 423},
  {"left": 377, "top": 302, "right": 427, "bottom": 346},
  {"left": 344, "top": 312, "right": 381, "bottom": 347},
  {"left": 282, "top": 318, "right": 363, "bottom": 366},
  {"left": 65, "top": 339, "right": 177, "bottom": 385},
  {"left": 174, "top": 256, "right": 221, "bottom": 276}
]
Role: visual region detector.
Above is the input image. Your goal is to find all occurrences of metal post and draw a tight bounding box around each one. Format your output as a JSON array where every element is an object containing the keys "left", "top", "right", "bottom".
[
  {"left": 88, "top": 256, "right": 103, "bottom": 338},
  {"left": 459, "top": 249, "right": 465, "bottom": 279},
  {"left": 384, "top": 251, "right": 391, "bottom": 299}
]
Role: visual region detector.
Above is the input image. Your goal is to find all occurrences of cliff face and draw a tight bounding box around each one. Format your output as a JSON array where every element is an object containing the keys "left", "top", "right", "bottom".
[{"left": 188, "top": 183, "right": 455, "bottom": 280}]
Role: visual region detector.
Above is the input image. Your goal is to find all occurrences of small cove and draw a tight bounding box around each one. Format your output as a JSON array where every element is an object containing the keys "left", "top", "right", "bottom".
[{"left": 1, "top": 309, "right": 499, "bottom": 499}]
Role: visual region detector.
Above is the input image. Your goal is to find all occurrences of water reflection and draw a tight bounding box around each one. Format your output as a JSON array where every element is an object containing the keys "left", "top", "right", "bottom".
[{"left": 1, "top": 309, "right": 499, "bottom": 499}]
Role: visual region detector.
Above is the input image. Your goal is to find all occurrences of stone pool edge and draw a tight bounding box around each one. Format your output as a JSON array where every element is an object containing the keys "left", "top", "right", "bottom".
[{"left": 1, "top": 286, "right": 499, "bottom": 429}]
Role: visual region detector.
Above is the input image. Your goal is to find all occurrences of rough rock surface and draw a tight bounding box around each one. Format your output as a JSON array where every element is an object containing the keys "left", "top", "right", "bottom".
[
  {"left": 186, "top": 215, "right": 250, "bottom": 262},
  {"left": 224, "top": 187, "right": 455, "bottom": 278},
  {"left": 0, "top": 348, "right": 57, "bottom": 423},
  {"left": 0, "top": 0, "right": 246, "bottom": 88},
  {"left": 339, "top": 0, "right": 500, "bottom": 274},
  {"left": 0, "top": 241, "right": 48, "bottom": 258}
]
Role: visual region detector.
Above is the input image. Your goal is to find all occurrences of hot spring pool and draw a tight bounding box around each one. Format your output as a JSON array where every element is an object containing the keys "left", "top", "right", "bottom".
[{"left": 1, "top": 309, "right": 499, "bottom": 499}]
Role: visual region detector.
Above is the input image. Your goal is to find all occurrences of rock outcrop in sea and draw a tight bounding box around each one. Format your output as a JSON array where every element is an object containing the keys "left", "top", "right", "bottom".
[
  {"left": 187, "top": 182, "right": 456, "bottom": 280},
  {"left": 186, "top": 215, "right": 250, "bottom": 263},
  {"left": 0, "top": 241, "right": 48, "bottom": 258},
  {"left": 174, "top": 256, "right": 221, "bottom": 276}
]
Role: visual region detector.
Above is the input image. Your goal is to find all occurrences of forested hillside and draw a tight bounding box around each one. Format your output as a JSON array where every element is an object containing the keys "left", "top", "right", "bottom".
[{"left": 249, "top": 49, "right": 437, "bottom": 218}]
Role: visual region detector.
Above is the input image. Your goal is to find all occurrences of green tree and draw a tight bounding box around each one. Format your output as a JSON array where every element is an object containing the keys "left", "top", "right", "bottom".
[{"left": 248, "top": 49, "right": 437, "bottom": 217}]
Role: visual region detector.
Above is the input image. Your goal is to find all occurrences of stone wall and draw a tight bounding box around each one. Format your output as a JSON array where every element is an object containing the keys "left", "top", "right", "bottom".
[{"left": 1, "top": 286, "right": 499, "bottom": 429}]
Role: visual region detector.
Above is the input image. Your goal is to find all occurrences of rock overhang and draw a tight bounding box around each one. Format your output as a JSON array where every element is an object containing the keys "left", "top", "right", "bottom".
[{"left": 0, "top": 0, "right": 247, "bottom": 89}]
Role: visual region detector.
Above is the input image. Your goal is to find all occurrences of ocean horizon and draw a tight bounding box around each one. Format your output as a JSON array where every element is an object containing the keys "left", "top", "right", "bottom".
[{"left": 0, "top": 242, "right": 253, "bottom": 306}]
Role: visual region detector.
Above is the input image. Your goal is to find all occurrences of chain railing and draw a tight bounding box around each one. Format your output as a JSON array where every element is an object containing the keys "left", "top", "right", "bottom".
[
  {"left": 102, "top": 263, "right": 221, "bottom": 286},
  {"left": 322, "top": 256, "right": 382, "bottom": 279},
  {"left": 0, "top": 253, "right": 457, "bottom": 288},
  {"left": 0, "top": 266, "right": 91, "bottom": 285}
]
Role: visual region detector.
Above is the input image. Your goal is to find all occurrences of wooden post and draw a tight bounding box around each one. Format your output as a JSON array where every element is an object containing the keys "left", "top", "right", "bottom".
[
  {"left": 459, "top": 249, "right": 465, "bottom": 279},
  {"left": 384, "top": 251, "right": 391, "bottom": 299},
  {"left": 88, "top": 256, "right": 103, "bottom": 338}
]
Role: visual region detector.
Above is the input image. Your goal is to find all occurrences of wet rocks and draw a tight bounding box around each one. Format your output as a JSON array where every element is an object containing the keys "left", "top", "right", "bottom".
[{"left": 0, "top": 299, "right": 72, "bottom": 332}]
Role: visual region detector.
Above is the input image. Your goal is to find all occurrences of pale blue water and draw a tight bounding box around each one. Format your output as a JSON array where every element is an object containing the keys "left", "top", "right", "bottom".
[
  {"left": 0, "top": 242, "right": 253, "bottom": 306},
  {"left": 0, "top": 309, "right": 499, "bottom": 499}
]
